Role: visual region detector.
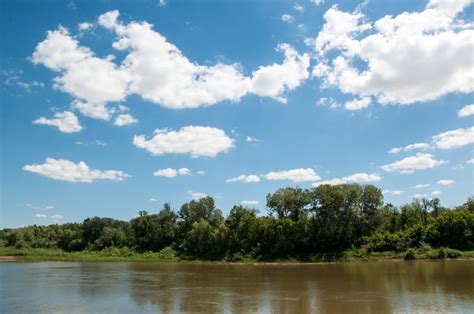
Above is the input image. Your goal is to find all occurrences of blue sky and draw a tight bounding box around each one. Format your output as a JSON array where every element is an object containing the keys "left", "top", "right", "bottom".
[{"left": 1, "top": 0, "right": 473, "bottom": 228}]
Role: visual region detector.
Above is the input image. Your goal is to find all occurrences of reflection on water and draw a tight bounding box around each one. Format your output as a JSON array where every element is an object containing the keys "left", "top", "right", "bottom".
[{"left": 1, "top": 260, "right": 473, "bottom": 313}]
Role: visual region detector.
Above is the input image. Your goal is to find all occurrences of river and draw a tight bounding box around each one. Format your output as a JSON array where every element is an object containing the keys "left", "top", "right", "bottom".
[{"left": 1, "top": 260, "right": 473, "bottom": 313}]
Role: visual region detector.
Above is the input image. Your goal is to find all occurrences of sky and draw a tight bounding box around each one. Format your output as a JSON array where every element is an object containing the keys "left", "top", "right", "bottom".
[{"left": 0, "top": 0, "right": 473, "bottom": 228}]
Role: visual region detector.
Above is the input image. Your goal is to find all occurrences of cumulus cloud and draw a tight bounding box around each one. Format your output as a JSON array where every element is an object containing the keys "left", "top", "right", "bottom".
[
  {"left": 246, "top": 136, "right": 260, "bottom": 143},
  {"left": 35, "top": 214, "right": 47, "bottom": 218},
  {"left": 226, "top": 174, "right": 260, "bottom": 183},
  {"left": 250, "top": 44, "right": 310, "bottom": 103},
  {"left": 282, "top": 14, "right": 295, "bottom": 23},
  {"left": 153, "top": 168, "right": 177, "bottom": 178},
  {"left": 33, "top": 111, "right": 82, "bottom": 133},
  {"left": 188, "top": 190, "right": 207, "bottom": 200},
  {"left": 431, "top": 190, "right": 441, "bottom": 197},
  {"left": 114, "top": 113, "right": 138, "bottom": 126},
  {"left": 153, "top": 167, "right": 192, "bottom": 177},
  {"left": 312, "top": 172, "right": 381, "bottom": 187},
  {"left": 468, "top": 158, "right": 474, "bottom": 164},
  {"left": 437, "top": 179, "right": 454, "bottom": 186},
  {"left": 413, "top": 184, "right": 430, "bottom": 189},
  {"left": 95, "top": 10, "right": 310, "bottom": 108},
  {"left": 23, "top": 157, "right": 129, "bottom": 182},
  {"left": 383, "top": 189, "right": 403, "bottom": 196},
  {"left": 240, "top": 200, "right": 259, "bottom": 205},
  {"left": 381, "top": 153, "right": 446, "bottom": 174},
  {"left": 264, "top": 168, "right": 320, "bottom": 182},
  {"left": 458, "top": 104, "right": 474, "bottom": 117},
  {"left": 312, "top": 1, "right": 474, "bottom": 105},
  {"left": 343, "top": 97, "right": 371, "bottom": 110},
  {"left": 31, "top": 26, "right": 130, "bottom": 104},
  {"left": 178, "top": 168, "right": 191, "bottom": 176},
  {"left": 432, "top": 126, "right": 474, "bottom": 150},
  {"left": 78, "top": 22, "right": 93, "bottom": 31},
  {"left": 388, "top": 143, "right": 430, "bottom": 154},
  {"left": 133, "top": 126, "right": 234, "bottom": 157},
  {"left": 51, "top": 214, "right": 64, "bottom": 223},
  {"left": 71, "top": 100, "right": 114, "bottom": 121},
  {"left": 293, "top": 4, "right": 304, "bottom": 13},
  {"left": 312, "top": 178, "right": 347, "bottom": 187},
  {"left": 388, "top": 126, "right": 474, "bottom": 155}
]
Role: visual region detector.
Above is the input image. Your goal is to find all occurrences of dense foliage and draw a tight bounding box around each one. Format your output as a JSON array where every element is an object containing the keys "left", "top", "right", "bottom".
[{"left": 1, "top": 184, "right": 473, "bottom": 260}]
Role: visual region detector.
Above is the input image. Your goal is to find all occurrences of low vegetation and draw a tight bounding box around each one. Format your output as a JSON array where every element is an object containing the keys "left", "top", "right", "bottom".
[{"left": 1, "top": 184, "right": 473, "bottom": 262}]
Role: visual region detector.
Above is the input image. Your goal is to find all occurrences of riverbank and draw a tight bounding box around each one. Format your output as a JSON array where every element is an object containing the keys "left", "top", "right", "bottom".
[{"left": 2, "top": 247, "right": 473, "bottom": 263}]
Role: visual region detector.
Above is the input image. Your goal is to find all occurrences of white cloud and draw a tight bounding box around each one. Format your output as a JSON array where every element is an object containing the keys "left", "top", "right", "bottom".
[
  {"left": 149, "top": 197, "right": 158, "bottom": 202},
  {"left": 78, "top": 22, "right": 93, "bottom": 31},
  {"left": 178, "top": 168, "right": 191, "bottom": 176},
  {"left": 383, "top": 189, "right": 403, "bottom": 196},
  {"left": 341, "top": 172, "right": 382, "bottom": 182},
  {"left": 71, "top": 100, "right": 114, "bottom": 121},
  {"left": 316, "top": 97, "right": 339, "bottom": 109},
  {"left": 437, "top": 179, "right": 454, "bottom": 186},
  {"left": 293, "top": 3, "right": 304, "bottom": 13},
  {"left": 33, "top": 111, "right": 82, "bottom": 133},
  {"left": 264, "top": 168, "right": 320, "bottom": 182},
  {"left": 431, "top": 190, "right": 442, "bottom": 197},
  {"left": 153, "top": 167, "right": 192, "bottom": 177},
  {"left": 381, "top": 153, "right": 446, "bottom": 173},
  {"left": 196, "top": 170, "right": 206, "bottom": 175},
  {"left": 133, "top": 126, "right": 234, "bottom": 157},
  {"left": 412, "top": 193, "right": 428, "bottom": 199},
  {"left": 246, "top": 136, "right": 260, "bottom": 143},
  {"left": 153, "top": 168, "right": 177, "bottom": 178},
  {"left": 35, "top": 214, "right": 47, "bottom": 218},
  {"left": 388, "top": 143, "right": 430, "bottom": 154},
  {"left": 282, "top": 14, "right": 295, "bottom": 23},
  {"left": 23, "top": 157, "right": 129, "bottom": 182},
  {"left": 188, "top": 190, "right": 207, "bottom": 200},
  {"left": 240, "top": 200, "right": 259, "bottom": 206},
  {"left": 31, "top": 27, "right": 131, "bottom": 104},
  {"left": 467, "top": 158, "right": 474, "bottom": 164},
  {"left": 114, "top": 113, "right": 138, "bottom": 126},
  {"left": 311, "top": 0, "right": 324, "bottom": 5},
  {"left": 312, "top": 178, "right": 346, "bottom": 187},
  {"left": 95, "top": 10, "right": 309, "bottom": 108},
  {"left": 458, "top": 104, "right": 474, "bottom": 117},
  {"left": 432, "top": 127, "right": 474, "bottom": 150},
  {"left": 226, "top": 174, "right": 260, "bottom": 183},
  {"left": 413, "top": 184, "right": 430, "bottom": 189},
  {"left": 51, "top": 214, "right": 64, "bottom": 223},
  {"left": 312, "top": 1, "right": 474, "bottom": 105},
  {"left": 312, "top": 172, "right": 381, "bottom": 187},
  {"left": 250, "top": 44, "right": 310, "bottom": 103},
  {"left": 343, "top": 97, "right": 371, "bottom": 110}
]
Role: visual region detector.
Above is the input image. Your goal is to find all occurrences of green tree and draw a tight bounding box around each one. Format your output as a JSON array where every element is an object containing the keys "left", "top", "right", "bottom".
[{"left": 267, "top": 187, "right": 311, "bottom": 221}]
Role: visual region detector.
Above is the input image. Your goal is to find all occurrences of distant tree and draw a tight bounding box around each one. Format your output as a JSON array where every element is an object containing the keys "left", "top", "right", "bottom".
[
  {"left": 225, "top": 206, "right": 258, "bottom": 257},
  {"left": 177, "top": 197, "right": 223, "bottom": 235},
  {"left": 267, "top": 187, "right": 311, "bottom": 221},
  {"left": 130, "top": 203, "right": 178, "bottom": 251},
  {"left": 181, "top": 220, "right": 227, "bottom": 260}
]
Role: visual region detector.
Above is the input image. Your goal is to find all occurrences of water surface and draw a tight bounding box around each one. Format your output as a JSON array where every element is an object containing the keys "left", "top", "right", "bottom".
[{"left": 1, "top": 260, "right": 473, "bottom": 313}]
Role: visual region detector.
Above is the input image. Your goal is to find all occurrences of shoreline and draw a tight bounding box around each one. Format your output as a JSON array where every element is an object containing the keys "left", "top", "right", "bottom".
[{"left": 1, "top": 248, "right": 473, "bottom": 264}]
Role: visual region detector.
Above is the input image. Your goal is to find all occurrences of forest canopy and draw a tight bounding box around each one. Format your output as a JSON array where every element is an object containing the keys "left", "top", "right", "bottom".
[{"left": 1, "top": 184, "right": 473, "bottom": 261}]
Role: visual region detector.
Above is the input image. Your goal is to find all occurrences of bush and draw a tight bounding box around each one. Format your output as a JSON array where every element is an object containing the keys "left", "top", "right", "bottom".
[
  {"left": 427, "top": 247, "right": 462, "bottom": 259},
  {"left": 404, "top": 248, "right": 416, "bottom": 260}
]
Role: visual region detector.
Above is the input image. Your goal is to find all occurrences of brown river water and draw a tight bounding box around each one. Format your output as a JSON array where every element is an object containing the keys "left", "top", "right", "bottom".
[{"left": 1, "top": 260, "right": 473, "bottom": 313}]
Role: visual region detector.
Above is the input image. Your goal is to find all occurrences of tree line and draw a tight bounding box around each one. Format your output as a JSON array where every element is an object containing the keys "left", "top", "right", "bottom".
[{"left": 1, "top": 184, "right": 473, "bottom": 260}]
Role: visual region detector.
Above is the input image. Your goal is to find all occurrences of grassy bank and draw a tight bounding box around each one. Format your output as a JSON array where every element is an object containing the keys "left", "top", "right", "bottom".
[{"left": 2, "top": 246, "right": 473, "bottom": 263}]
